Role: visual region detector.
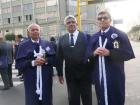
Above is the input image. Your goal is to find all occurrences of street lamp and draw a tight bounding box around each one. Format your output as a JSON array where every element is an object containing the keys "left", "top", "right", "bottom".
[{"left": 77, "top": 0, "right": 81, "bottom": 30}]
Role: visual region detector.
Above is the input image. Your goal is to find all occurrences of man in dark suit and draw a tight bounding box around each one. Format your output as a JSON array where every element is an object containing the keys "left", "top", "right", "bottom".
[
  {"left": 6, "top": 41, "right": 14, "bottom": 87},
  {"left": 15, "top": 34, "right": 24, "bottom": 81},
  {"left": 0, "top": 34, "right": 10, "bottom": 90},
  {"left": 50, "top": 37, "right": 57, "bottom": 52},
  {"left": 56, "top": 15, "right": 92, "bottom": 105},
  {"left": 49, "top": 37, "right": 57, "bottom": 76}
]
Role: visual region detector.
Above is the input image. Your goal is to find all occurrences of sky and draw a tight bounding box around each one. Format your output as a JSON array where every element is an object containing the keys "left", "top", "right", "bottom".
[{"left": 105, "top": 0, "right": 140, "bottom": 32}]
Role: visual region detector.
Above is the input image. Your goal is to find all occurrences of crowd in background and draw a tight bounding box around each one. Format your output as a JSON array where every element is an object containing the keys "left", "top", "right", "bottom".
[{"left": 0, "top": 32, "right": 56, "bottom": 90}]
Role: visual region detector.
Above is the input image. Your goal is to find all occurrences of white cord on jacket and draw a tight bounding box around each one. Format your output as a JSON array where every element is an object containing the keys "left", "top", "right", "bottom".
[
  {"left": 34, "top": 46, "right": 45, "bottom": 100},
  {"left": 99, "top": 36, "right": 108, "bottom": 105}
]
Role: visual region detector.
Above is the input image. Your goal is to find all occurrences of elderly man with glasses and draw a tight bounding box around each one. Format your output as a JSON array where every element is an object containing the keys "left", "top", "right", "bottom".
[{"left": 89, "top": 11, "right": 135, "bottom": 105}]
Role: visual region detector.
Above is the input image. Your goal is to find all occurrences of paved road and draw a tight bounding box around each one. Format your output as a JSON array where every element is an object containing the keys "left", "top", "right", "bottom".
[
  {"left": 0, "top": 41, "right": 140, "bottom": 105},
  {"left": 125, "top": 41, "right": 140, "bottom": 105}
]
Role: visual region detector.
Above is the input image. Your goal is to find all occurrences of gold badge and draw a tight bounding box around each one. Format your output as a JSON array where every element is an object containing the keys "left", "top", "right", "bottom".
[{"left": 113, "top": 40, "right": 119, "bottom": 48}]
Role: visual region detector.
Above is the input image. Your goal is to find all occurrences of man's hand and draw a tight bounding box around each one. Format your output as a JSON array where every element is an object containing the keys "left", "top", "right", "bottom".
[
  {"left": 35, "top": 57, "right": 46, "bottom": 66},
  {"left": 58, "top": 76, "right": 64, "bottom": 84},
  {"left": 93, "top": 47, "right": 110, "bottom": 56}
]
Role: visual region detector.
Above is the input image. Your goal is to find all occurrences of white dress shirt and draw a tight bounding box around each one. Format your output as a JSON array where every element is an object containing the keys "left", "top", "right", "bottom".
[
  {"left": 101, "top": 27, "right": 110, "bottom": 34},
  {"left": 69, "top": 29, "right": 79, "bottom": 45}
]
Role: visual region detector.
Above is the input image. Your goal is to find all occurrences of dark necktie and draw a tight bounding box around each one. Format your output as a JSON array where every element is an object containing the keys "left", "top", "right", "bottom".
[
  {"left": 101, "top": 32, "right": 106, "bottom": 44},
  {"left": 70, "top": 34, "right": 74, "bottom": 47},
  {"left": 102, "top": 32, "right": 105, "bottom": 35},
  {"left": 34, "top": 42, "right": 39, "bottom": 53}
]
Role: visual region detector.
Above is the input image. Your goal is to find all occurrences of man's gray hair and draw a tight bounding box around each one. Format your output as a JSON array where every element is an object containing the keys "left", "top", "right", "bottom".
[
  {"left": 27, "top": 23, "right": 41, "bottom": 32},
  {"left": 97, "top": 10, "right": 112, "bottom": 20},
  {"left": 64, "top": 15, "right": 77, "bottom": 25}
]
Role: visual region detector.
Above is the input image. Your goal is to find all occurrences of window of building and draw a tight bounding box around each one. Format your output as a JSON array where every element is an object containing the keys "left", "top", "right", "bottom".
[
  {"left": 2, "top": 7, "right": 11, "bottom": 13},
  {"left": 46, "top": 11, "right": 57, "bottom": 18},
  {"left": 8, "top": 18, "right": 10, "bottom": 24},
  {"left": 13, "top": 16, "right": 22, "bottom": 23},
  {"left": 23, "top": 3, "right": 33, "bottom": 11},
  {"left": 12, "top": 5, "right": 21, "bottom": 12},
  {"left": 36, "top": 13, "right": 46, "bottom": 20},
  {"left": 3, "top": 18, "right": 7, "bottom": 24},
  {"left": 35, "top": 1, "right": 45, "bottom": 8},
  {"left": 46, "top": 0, "right": 57, "bottom": 6},
  {"left": 3, "top": 18, "right": 11, "bottom": 24},
  {"left": 13, "top": 17, "right": 17, "bottom": 23},
  {"left": 24, "top": 14, "right": 32, "bottom": 21},
  {"left": 18, "top": 16, "right": 21, "bottom": 22},
  {"left": 29, "top": 15, "right": 32, "bottom": 21},
  {"left": 1, "top": 0, "right": 10, "bottom": 3},
  {"left": 48, "top": 24, "right": 57, "bottom": 35},
  {"left": 69, "top": 0, "right": 77, "bottom": 6},
  {"left": 25, "top": 15, "right": 28, "bottom": 21}
]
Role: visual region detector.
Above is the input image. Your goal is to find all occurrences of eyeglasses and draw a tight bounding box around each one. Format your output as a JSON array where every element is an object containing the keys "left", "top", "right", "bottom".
[
  {"left": 97, "top": 16, "right": 109, "bottom": 21},
  {"left": 66, "top": 21, "right": 76, "bottom": 25}
]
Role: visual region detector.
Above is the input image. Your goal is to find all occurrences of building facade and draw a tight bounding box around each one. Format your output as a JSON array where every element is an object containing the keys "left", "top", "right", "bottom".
[{"left": 0, "top": 0, "right": 103, "bottom": 39}]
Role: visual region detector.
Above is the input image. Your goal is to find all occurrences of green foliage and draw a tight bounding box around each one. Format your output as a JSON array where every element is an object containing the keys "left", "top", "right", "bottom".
[
  {"left": 5, "top": 33, "right": 15, "bottom": 41},
  {"left": 128, "top": 25, "right": 140, "bottom": 41},
  {"left": 129, "top": 25, "right": 140, "bottom": 34}
]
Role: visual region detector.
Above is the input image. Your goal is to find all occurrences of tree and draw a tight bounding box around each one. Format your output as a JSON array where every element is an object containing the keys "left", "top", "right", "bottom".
[
  {"left": 128, "top": 25, "right": 140, "bottom": 41},
  {"left": 5, "top": 33, "right": 15, "bottom": 41},
  {"left": 128, "top": 25, "right": 140, "bottom": 34}
]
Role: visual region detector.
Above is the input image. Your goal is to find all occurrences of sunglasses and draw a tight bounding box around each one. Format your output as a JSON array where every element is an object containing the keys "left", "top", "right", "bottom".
[
  {"left": 66, "top": 21, "right": 76, "bottom": 25},
  {"left": 97, "top": 16, "right": 109, "bottom": 21}
]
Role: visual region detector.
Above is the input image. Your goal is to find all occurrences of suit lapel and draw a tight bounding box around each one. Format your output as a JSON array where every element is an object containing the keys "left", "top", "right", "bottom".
[
  {"left": 64, "top": 33, "right": 70, "bottom": 47},
  {"left": 75, "top": 32, "right": 84, "bottom": 47}
]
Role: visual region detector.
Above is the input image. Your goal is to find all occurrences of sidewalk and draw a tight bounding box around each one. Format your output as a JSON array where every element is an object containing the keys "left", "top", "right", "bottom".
[
  {"left": 0, "top": 41, "right": 140, "bottom": 105},
  {"left": 125, "top": 41, "right": 140, "bottom": 105}
]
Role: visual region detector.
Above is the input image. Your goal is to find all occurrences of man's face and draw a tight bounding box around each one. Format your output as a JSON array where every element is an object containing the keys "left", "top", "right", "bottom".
[
  {"left": 66, "top": 18, "right": 77, "bottom": 33},
  {"left": 28, "top": 25, "right": 40, "bottom": 40},
  {"left": 15, "top": 37, "right": 20, "bottom": 42},
  {"left": 97, "top": 13, "right": 111, "bottom": 30}
]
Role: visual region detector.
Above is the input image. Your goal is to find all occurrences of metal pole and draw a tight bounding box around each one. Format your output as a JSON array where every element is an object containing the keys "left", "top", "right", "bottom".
[
  {"left": 77, "top": 0, "right": 81, "bottom": 30},
  {"left": 56, "top": 0, "right": 61, "bottom": 38}
]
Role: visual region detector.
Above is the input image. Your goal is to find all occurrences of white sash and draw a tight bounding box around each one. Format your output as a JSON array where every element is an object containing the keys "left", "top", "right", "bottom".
[
  {"left": 99, "top": 36, "right": 108, "bottom": 105},
  {"left": 34, "top": 46, "right": 45, "bottom": 100}
]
